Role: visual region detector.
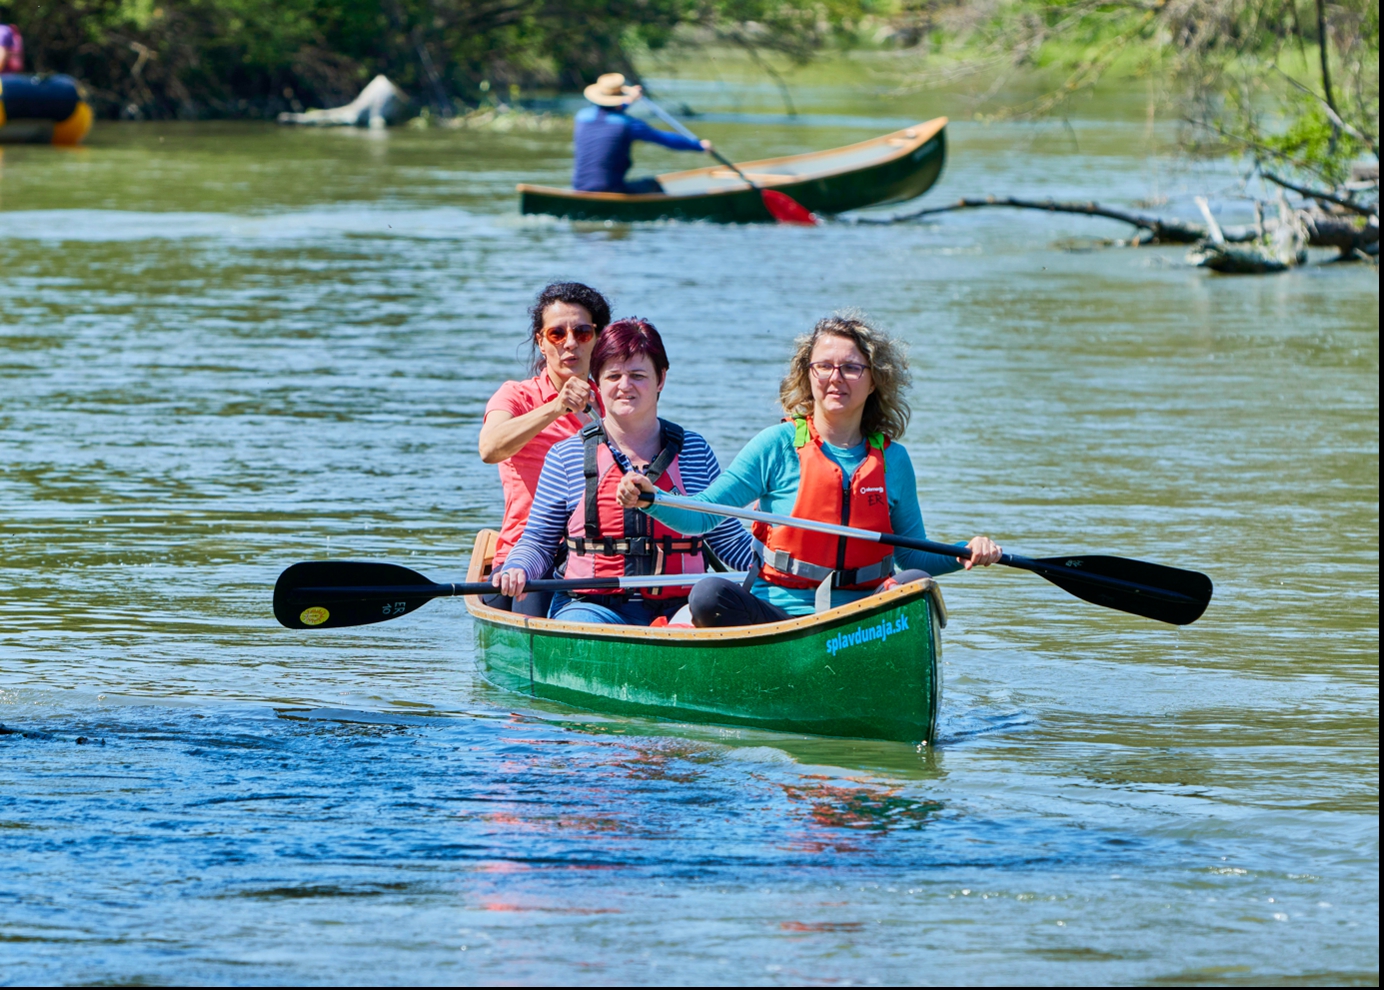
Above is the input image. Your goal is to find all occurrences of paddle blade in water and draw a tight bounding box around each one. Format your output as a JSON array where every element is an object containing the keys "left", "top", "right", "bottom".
[
  {"left": 273, "top": 560, "right": 440, "bottom": 629},
  {"left": 1022, "top": 554, "right": 1213, "bottom": 626},
  {"left": 761, "top": 190, "right": 818, "bottom": 225}
]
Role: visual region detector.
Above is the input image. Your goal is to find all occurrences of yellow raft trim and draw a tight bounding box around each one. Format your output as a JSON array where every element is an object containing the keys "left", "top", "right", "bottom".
[{"left": 52, "top": 102, "right": 93, "bottom": 145}]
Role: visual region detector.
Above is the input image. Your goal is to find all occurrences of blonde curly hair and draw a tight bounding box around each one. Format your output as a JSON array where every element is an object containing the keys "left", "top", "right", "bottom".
[{"left": 779, "top": 313, "right": 912, "bottom": 439}]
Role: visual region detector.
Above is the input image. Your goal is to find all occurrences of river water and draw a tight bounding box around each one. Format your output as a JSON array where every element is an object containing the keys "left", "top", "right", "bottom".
[{"left": 1, "top": 75, "right": 1377, "bottom": 985}]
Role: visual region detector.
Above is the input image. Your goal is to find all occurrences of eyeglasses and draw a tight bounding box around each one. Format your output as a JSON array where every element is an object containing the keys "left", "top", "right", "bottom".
[
  {"left": 809, "top": 361, "right": 868, "bottom": 381},
  {"left": 542, "top": 324, "right": 596, "bottom": 344}
]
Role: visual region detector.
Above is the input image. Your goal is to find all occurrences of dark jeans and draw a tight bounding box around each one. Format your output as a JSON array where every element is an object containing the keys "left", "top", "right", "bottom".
[
  {"left": 623, "top": 177, "right": 665, "bottom": 195},
  {"left": 481, "top": 591, "right": 551, "bottom": 618},
  {"left": 688, "top": 570, "right": 933, "bottom": 628},
  {"left": 687, "top": 578, "right": 791, "bottom": 627},
  {"left": 548, "top": 592, "right": 686, "bottom": 626}
]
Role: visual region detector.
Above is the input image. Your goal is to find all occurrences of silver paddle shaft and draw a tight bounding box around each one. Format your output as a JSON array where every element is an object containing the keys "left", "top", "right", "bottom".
[
  {"left": 526, "top": 570, "right": 748, "bottom": 590},
  {"left": 642, "top": 98, "right": 701, "bottom": 142},
  {"left": 642, "top": 98, "right": 758, "bottom": 187},
  {"left": 650, "top": 491, "right": 980, "bottom": 562},
  {"left": 653, "top": 492, "right": 885, "bottom": 544}
]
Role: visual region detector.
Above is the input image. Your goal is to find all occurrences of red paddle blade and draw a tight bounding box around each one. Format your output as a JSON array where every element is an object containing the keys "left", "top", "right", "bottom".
[{"left": 761, "top": 190, "right": 818, "bottom": 225}]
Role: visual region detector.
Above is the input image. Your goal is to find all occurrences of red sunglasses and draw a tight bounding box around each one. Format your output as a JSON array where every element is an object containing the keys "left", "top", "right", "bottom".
[{"left": 541, "top": 324, "right": 597, "bottom": 344}]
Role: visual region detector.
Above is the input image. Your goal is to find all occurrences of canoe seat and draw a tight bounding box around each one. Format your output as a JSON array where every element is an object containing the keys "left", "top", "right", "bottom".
[{"left": 467, "top": 529, "right": 500, "bottom": 584}]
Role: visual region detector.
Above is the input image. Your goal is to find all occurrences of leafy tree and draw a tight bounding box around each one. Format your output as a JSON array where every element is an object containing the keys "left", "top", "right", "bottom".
[{"left": 0, "top": 0, "right": 872, "bottom": 118}]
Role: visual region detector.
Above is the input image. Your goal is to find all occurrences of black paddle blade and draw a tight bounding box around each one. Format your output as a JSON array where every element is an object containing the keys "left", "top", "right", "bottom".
[
  {"left": 1020, "top": 555, "right": 1213, "bottom": 626},
  {"left": 273, "top": 561, "right": 439, "bottom": 630}
]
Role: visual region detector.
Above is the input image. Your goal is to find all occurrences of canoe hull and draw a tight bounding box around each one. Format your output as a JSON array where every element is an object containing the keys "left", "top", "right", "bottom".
[
  {"left": 519, "top": 118, "right": 947, "bottom": 223},
  {"left": 465, "top": 530, "right": 945, "bottom": 743}
]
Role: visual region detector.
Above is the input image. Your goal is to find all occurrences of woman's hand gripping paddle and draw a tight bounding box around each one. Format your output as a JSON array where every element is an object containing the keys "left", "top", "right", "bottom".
[
  {"left": 273, "top": 561, "right": 749, "bottom": 630},
  {"left": 643, "top": 492, "right": 1213, "bottom": 626},
  {"left": 641, "top": 98, "right": 818, "bottom": 226}
]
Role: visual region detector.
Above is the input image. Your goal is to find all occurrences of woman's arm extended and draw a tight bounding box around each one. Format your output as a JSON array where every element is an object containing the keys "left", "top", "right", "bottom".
[
  {"left": 478, "top": 378, "right": 593, "bottom": 464},
  {"left": 886, "top": 446, "right": 1001, "bottom": 574},
  {"left": 627, "top": 117, "right": 705, "bottom": 152}
]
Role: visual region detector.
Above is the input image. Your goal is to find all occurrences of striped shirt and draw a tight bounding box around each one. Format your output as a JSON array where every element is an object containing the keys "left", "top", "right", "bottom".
[{"left": 502, "top": 425, "right": 757, "bottom": 581}]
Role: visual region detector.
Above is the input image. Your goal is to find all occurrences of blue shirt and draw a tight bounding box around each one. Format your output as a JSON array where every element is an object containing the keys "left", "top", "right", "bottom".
[
  {"left": 643, "top": 422, "right": 967, "bottom": 616},
  {"left": 572, "top": 106, "right": 703, "bottom": 193}
]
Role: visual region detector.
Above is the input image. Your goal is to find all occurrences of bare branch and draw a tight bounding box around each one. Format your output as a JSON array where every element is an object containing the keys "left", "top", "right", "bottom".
[
  {"left": 1314, "top": 0, "right": 1339, "bottom": 117},
  {"left": 1262, "top": 170, "right": 1378, "bottom": 216},
  {"left": 855, "top": 195, "right": 1230, "bottom": 243}
]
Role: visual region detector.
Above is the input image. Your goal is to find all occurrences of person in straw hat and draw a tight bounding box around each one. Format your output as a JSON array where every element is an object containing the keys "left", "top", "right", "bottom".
[{"left": 573, "top": 72, "right": 711, "bottom": 195}]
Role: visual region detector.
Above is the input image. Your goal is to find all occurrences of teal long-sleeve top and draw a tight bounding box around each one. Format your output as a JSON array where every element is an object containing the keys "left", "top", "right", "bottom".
[{"left": 643, "top": 421, "right": 966, "bottom": 616}]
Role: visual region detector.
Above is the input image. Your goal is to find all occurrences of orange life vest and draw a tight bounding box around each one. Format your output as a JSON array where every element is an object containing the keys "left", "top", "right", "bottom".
[
  {"left": 752, "top": 417, "right": 895, "bottom": 590},
  {"left": 564, "top": 419, "right": 706, "bottom": 600}
]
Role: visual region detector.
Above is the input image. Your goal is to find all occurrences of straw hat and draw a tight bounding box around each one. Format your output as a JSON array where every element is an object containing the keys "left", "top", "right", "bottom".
[{"left": 583, "top": 73, "right": 639, "bottom": 107}]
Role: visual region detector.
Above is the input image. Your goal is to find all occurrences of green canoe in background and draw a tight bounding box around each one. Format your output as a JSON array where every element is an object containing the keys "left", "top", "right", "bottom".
[
  {"left": 465, "top": 530, "right": 947, "bottom": 743},
  {"left": 518, "top": 117, "right": 947, "bottom": 224}
]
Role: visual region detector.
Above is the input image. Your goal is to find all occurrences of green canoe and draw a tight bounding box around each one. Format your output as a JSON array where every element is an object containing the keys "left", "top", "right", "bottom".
[
  {"left": 464, "top": 529, "right": 948, "bottom": 743},
  {"left": 518, "top": 117, "right": 947, "bottom": 224}
]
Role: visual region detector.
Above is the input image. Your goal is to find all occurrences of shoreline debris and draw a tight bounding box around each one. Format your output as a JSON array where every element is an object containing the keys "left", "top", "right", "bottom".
[{"left": 277, "top": 75, "right": 407, "bottom": 129}]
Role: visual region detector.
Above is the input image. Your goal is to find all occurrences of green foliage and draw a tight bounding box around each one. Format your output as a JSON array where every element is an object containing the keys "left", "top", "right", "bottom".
[
  {"left": 1256, "top": 105, "right": 1367, "bottom": 186},
  {"left": 889, "top": 0, "right": 1377, "bottom": 188},
  {"left": 0, "top": 0, "right": 874, "bottom": 118}
]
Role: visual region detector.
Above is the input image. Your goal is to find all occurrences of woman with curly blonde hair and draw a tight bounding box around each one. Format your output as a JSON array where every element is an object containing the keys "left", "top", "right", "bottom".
[{"left": 617, "top": 313, "right": 1001, "bottom": 627}]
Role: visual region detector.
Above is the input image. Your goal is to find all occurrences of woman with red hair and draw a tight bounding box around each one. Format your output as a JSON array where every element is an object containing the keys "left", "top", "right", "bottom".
[{"left": 494, "top": 318, "right": 755, "bottom": 625}]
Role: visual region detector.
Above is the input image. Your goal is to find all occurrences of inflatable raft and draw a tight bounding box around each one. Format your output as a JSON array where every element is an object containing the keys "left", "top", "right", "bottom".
[{"left": 0, "top": 74, "right": 92, "bottom": 144}]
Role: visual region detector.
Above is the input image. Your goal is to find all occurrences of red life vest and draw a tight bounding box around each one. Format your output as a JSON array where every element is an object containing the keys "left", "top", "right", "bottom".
[
  {"left": 752, "top": 417, "right": 895, "bottom": 591},
  {"left": 564, "top": 419, "right": 706, "bottom": 600}
]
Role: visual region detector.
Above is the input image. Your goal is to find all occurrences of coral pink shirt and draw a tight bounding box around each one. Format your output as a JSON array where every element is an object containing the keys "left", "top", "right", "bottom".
[{"left": 484, "top": 373, "right": 602, "bottom": 565}]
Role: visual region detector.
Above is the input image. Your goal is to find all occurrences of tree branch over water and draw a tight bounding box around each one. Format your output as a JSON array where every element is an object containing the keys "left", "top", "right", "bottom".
[
  {"left": 855, "top": 195, "right": 1217, "bottom": 244},
  {"left": 888, "top": 0, "right": 1378, "bottom": 189},
  {"left": 851, "top": 192, "right": 1379, "bottom": 266}
]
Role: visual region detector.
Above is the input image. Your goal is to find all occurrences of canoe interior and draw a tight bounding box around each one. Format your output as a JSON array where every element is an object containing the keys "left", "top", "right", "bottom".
[
  {"left": 464, "top": 529, "right": 947, "bottom": 743},
  {"left": 518, "top": 117, "right": 947, "bottom": 223}
]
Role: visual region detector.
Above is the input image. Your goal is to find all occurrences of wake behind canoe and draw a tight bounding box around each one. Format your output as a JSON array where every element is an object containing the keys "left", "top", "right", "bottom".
[
  {"left": 464, "top": 529, "right": 947, "bottom": 743},
  {"left": 519, "top": 117, "right": 947, "bottom": 223}
]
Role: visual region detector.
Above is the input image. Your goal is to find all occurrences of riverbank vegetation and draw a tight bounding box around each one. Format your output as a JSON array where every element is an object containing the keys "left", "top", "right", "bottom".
[
  {"left": 2, "top": 0, "right": 1375, "bottom": 198},
  {"left": 0, "top": 0, "right": 868, "bottom": 119}
]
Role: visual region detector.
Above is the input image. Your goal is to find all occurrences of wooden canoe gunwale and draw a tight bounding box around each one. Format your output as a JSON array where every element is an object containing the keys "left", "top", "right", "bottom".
[
  {"left": 464, "top": 529, "right": 946, "bottom": 743},
  {"left": 654, "top": 116, "right": 946, "bottom": 190},
  {"left": 463, "top": 529, "right": 946, "bottom": 645},
  {"left": 518, "top": 117, "right": 947, "bottom": 223}
]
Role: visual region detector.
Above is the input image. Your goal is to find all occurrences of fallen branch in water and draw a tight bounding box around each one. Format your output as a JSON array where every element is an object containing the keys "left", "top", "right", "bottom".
[
  {"left": 854, "top": 195, "right": 1246, "bottom": 244},
  {"left": 855, "top": 193, "right": 1379, "bottom": 263},
  {"left": 1262, "top": 171, "right": 1378, "bottom": 217},
  {"left": 1188, "top": 195, "right": 1306, "bottom": 273}
]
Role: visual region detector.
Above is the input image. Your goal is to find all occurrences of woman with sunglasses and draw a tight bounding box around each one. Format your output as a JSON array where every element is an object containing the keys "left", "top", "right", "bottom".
[
  {"left": 479, "top": 282, "right": 611, "bottom": 615},
  {"left": 493, "top": 318, "right": 757, "bottom": 626},
  {"left": 616, "top": 314, "right": 1003, "bottom": 627}
]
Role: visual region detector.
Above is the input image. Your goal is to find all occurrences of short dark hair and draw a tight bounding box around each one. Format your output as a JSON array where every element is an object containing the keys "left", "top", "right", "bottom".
[
  {"left": 591, "top": 318, "right": 670, "bottom": 383},
  {"left": 527, "top": 282, "right": 612, "bottom": 373}
]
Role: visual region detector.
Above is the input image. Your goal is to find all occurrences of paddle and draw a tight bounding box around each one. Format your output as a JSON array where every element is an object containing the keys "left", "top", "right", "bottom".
[
  {"left": 641, "top": 98, "right": 818, "bottom": 226},
  {"left": 273, "top": 560, "right": 750, "bottom": 630},
  {"left": 643, "top": 492, "right": 1213, "bottom": 626}
]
